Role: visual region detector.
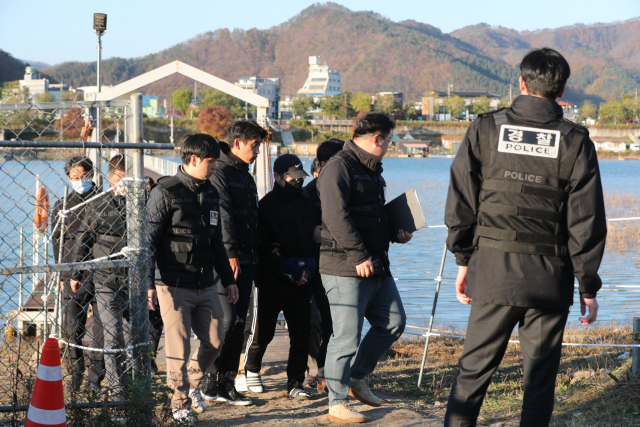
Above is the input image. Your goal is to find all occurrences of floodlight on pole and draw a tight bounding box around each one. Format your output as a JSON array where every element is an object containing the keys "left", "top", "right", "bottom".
[{"left": 93, "top": 13, "right": 107, "bottom": 35}]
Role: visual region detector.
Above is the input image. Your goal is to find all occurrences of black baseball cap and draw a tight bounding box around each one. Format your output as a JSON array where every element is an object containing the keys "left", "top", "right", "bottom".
[{"left": 274, "top": 154, "right": 309, "bottom": 179}]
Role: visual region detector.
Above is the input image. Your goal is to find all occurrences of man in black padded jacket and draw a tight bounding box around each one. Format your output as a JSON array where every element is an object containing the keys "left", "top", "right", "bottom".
[
  {"left": 202, "top": 120, "right": 267, "bottom": 406},
  {"left": 301, "top": 139, "right": 343, "bottom": 391},
  {"left": 244, "top": 154, "right": 321, "bottom": 401}
]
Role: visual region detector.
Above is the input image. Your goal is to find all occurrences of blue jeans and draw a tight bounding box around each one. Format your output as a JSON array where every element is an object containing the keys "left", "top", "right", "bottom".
[{"left": 322, "top": 274, "right": 406, "bottom": 406}]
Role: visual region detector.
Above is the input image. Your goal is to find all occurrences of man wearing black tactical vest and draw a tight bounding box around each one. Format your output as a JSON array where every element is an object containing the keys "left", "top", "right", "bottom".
[
  {"left": 444, "top": 49, "right": 607, "bottom": 427},
  {"left": 301, "top": 139, "right": 343, "bottom": 390},
  {"left": 73, "top": 155, "right": 128, "bottom": 398},
  {"left": 201, "top": 120, "right": 266, "bottom": 405},
  {"left": 317, "top": 113, "right": 413, "bottom": 423},
  {"left": 146, "top": 134, "right": 238, "bottom": 424}
]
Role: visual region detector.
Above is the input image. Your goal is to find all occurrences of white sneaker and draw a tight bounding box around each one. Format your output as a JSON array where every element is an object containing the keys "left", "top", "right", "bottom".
[
  {"left": 172, "top": 409, "right": 195, "bottom": 426},
  {"left": 235, "top": 375, "right": 248, "bottom": 392},
  {"left": 246, "top": 370, "right": 264, "bottom": 393},
  {"left": 189, "top": 388, "right": 206, "bottom": 414}
]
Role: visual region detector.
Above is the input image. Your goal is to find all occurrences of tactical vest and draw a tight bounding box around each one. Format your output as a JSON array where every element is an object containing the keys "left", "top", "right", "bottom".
[
  {"left": 156, "top": 176, "right": 219, "bottom": 274},
  {"left": 474, "top": 108, "right": 586, "bottom": 258},
  {"left": 90, "top": 193, "right": 127, "bottom": 278},
  {"left": 320, "top": 149, "right": 390, "bottom": 258}
]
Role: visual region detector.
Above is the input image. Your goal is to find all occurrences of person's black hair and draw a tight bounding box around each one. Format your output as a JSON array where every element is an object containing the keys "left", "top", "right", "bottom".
[
  {"left": 180, "top": 133, "right": 220, "bottom": 165},
  {"left": 316, "top": 138, "right": 345, "bottom": 163},
  {"left": 310, "top": 158, "right": 321, "bottom": 175},
  {"left": 64, "top": 156, "right": 93, "bottom": 176},
  {"left": 108, "top": 154, "right": 125, "bottom": 174},
  {"left": 352, "top": 112, "right": 396, "bottom": 139},
  {"left": 520, "top": 48, "right": 571, "bottom": 99},
  {"left": 227, "top": 120, "right": 268, "bottom": 146},
  {"left": 146, "top": 176, "right": 155, "bottom": 186}
]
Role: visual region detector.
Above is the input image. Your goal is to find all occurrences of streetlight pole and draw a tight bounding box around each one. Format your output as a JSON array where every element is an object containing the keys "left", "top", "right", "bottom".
[{"left": 92, "top": 13, "right": 107, "bottom": 187}]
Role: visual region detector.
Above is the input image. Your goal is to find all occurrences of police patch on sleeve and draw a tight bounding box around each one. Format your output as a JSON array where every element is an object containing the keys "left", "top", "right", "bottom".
[
  {"left": 498, "top": 125, "right": 560, "bottom": 159},
  {"left": 210, "top": 210, "right": 219, "bottom": 226}
]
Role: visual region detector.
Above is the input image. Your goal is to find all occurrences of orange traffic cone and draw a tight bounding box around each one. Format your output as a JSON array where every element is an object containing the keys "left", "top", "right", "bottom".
[{"left": 25, "top": 337, "right": 66, "bottom": 427}]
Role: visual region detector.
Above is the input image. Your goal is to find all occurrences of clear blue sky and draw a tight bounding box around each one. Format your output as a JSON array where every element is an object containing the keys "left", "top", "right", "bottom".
[{"left": 1, "top": 0, "right": 637, "bottom": 65}]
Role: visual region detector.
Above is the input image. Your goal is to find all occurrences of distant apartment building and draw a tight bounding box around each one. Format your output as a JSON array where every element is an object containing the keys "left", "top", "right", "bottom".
[
  {"left": 235, "top": 76, "right": 280, "bottom": 118},
  {"left": 19, "top": 66, "right": 49, "bottom": 97},
  {"left": 422, "top": 90, "right": 501, "bottom": 120},
  {"left": 297, "top": 56, "right": 342, "bottom": 98}
]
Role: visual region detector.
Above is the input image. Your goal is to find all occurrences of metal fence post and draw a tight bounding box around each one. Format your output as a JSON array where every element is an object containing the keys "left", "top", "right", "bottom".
[
  {"left": 633, "top": 318, "right": 640, "bottom": 377},
  {"left": 87, "top": 107, "right": 103, "bottom": 189},
  {"left": 125, "top": 93, "right": 150, "bottom": 387}
]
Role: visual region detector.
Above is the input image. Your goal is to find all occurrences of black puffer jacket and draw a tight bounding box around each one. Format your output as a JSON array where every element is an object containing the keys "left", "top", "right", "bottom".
[
  {"left": 256, "top": 183, "right": 319, "bottom": 291},
  {"left": 74, "top": 190, "right": 127, "bottom": 285},
  {"left": 51, "top": 183, "right": 100, "bottom": 283},
  {"left": 209, "top": 142, "right": 260, "bottom": 264},
  {"left": 147, "top": 166, "right": 235, "bottom": 289},
  {"left": 316, "top": 140, "right": 396, "bottom": 278}
]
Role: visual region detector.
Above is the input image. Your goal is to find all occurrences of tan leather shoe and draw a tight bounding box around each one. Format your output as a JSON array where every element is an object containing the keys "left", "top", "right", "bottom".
[
  {"left": 328, "top": 402, "right": 367, "bottom": 423},
  {"left": 348, "top": 378, "right": 381, "bottom": 407}
]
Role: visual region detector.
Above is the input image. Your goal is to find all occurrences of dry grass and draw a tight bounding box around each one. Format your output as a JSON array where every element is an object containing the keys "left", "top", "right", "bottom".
[
  {"left": 365, "top": 324, "right": 639, "bottom": 426},
  {"left": 604, "top": 192, "right": 640, "bottom": 253}
]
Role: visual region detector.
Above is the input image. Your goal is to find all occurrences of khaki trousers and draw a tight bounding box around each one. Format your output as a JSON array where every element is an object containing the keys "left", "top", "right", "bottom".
[{"left": 157, "top": 285, "right": 225, "bottom": 410}]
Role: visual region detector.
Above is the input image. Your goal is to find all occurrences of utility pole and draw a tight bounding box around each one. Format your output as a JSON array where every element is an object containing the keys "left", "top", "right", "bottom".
[{"left": 344, "top": 94, "right": 347, "bottom": 119}]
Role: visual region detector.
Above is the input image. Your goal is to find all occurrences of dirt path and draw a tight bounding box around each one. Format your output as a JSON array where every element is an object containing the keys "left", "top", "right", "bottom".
[{"left": 194, "top": 365, "right": 441, "bottom": 426}]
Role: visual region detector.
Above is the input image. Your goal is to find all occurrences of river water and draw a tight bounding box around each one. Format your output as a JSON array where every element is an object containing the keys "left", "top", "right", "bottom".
[{"left": 1, "top": 157, "right": 639, "bottom": 331}]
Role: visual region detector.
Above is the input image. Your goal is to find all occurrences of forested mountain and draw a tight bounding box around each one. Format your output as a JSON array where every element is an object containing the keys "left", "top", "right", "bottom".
[
  {"left": 451, "top": 19, "right": 640, "bottom": 100},
  {"left": 5, "top": 3, "right": 638, "bottom": 103},
  {"left": 0, "top": 50, "right": 26, "bottom": 85}
]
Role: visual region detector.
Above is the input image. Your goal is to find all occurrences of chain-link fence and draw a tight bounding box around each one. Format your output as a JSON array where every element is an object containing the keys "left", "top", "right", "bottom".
[{"left": 0, "top": 97, "right": 174, "bottom": 425}]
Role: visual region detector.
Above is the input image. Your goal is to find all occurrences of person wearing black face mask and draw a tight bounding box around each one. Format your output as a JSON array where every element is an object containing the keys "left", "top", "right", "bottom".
[{"left": 243, "top": 154, "right": 322, "bottom": 400}]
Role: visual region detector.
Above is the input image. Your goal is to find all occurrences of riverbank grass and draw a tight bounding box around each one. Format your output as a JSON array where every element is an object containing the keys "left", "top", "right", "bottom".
[{"left": 367, "top": 323, "right": 639, "bottom": 426}]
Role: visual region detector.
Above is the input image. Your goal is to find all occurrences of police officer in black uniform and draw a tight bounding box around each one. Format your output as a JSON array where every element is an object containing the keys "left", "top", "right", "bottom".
[
  {"left": 444, "top": 48, "right": 607, "bottom": 427},
  {"left": 73, "top": 155, "right": 128, "bottom": 397}
]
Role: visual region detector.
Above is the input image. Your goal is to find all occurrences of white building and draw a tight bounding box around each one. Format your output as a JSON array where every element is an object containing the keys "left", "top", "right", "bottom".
[
  {"left": 297, "top": 56, "right": 342, "bottom": 98},
  {"left": 234, "top": 76, "right": 280, "bottom": 118},
  {"left": 19, "top": 66, "right": 49, "bottom": 97},
  {"left": 592, "top": 137, "right": 628, "bottom": 152},
  {"left": 77, "top": 85, "right": 114, "bottom": 101}
]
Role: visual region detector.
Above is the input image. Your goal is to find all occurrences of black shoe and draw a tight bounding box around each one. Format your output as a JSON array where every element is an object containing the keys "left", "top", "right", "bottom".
[
  {"left": 201, "top": 373, "right": 218, "bottom": 401},
  {"left": 215, "top": 386, "right": 252, "bottom": 406}
]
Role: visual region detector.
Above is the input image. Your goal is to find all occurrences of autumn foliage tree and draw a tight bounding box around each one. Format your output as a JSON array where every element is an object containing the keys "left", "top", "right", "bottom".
[
  {"left": 54, "top": 108, "right": 85, "bottom": 139},
  {"left": 198, "top": 106, "right": 233, "bottom": 140}
]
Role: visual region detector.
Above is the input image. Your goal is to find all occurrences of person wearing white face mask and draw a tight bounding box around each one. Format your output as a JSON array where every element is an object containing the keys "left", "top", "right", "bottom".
[
  {"left": 73, "top": 155, "right": 130, "bottom": 398},
  {"left": 51, "top": 156, "right": 105, "bottom": 393}
]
